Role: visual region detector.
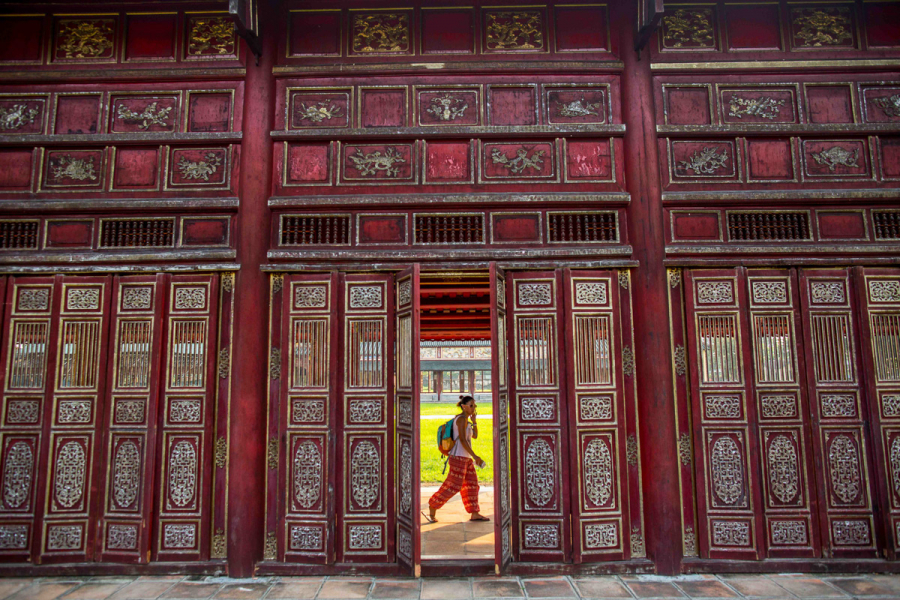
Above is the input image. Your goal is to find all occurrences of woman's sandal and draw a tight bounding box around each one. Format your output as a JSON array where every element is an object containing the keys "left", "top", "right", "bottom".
[
  {"left": 422, "top": 510, "right": 437, "bottom": 524},
  {"left": 469, "top": 515, "right": 490, "bottom": 521}
]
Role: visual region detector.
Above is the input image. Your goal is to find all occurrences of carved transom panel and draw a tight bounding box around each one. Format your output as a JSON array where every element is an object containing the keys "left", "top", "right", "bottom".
[
  {"left": 580, "top": 396, "right": 613, "bottom": 421},
  {"left": 761, "top": 394, "right": 798, "bottom": 419},
  {"left": 292, "top": 399, "right": 325, "bottom": 424},
  {"left": 517, "top": 282, "right": 553, "bottom": 306},
  {"left": 348, "top": 398, "right": 381, "bottom": 424},
  {"left": 869, "top": 280, "right": 900, "bottom": 304},
  {"left": 6, "top": 400, "right": 39, "bottom": 424},
  {"left": 66, "top": 288, "right": 100, "bottom": 311},
  {"left": 17, "top": 288, "right": 50, "bottom": 312},
  {"left": 349, "top": 286, "right": 383, "bottom": 309},
  {"left": 704, "top": 395, "right": 741, "bottom": 419},
  {"left": 883, "top": 395, "right": 900, "bottom": 418},
  {"left": 697, "top": 281, "right": 734, "bottom": 304},
  {"left": 174, "top": 287, "right": 206, "bottom": 310},
  {"left": 122, "top": 287, "right": 153, "bottom": 310},
  {"left": 752, "top": 281, "right": 788, "bottom": 304},
  {"left": 810, "top": 281, "right": 845, "bottom": 304},
  {"left": 115, "top": 399, "right": 144, "bottom": 424},
  {"left": 574, "top": 282, "right": 607, "bottom": 306},
  {"left": 520, "top": 397, "right": 555, "bottom": 421},
  {"left": 820, "top": 394, "right": 857, "bottom": 418},
  {"left": 294, "top": 286, "right": 328, "bottom": 309}
]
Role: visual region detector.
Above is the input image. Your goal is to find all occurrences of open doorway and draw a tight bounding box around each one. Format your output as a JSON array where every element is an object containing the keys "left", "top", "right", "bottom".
[{"left": 418, "top": 272, "right": 495, "bottom": 560}]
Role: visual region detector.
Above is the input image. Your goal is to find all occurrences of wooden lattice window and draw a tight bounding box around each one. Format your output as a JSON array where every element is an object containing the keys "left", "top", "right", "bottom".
[
  {"left": 727, "top": 212, "right": 810, "bottom": 242},
  {"left": 100, "top": 219, "right": 175, "bottom": 248},
  {"left": 281, "top": 215, "right": 350, "bottom": 246},
  {"left": 697, "top": 314, "right": 741, "bottom": 384},
  {"left": 291, "top": 319, "right": 328, "bottom": 389},
  {"left": 547, "top": 212, "right": 618, "bottom": 243},
  {"left": 751, "top": 314, "right": 794, "bottom": 384},
  {"left": 873, "top": 211, "right": 900, "bottom": 240},
  {"left": 0, "top": 221, "right": 38, "bottom": 249},
  {"left": 414, "top": 214, "right": 484, "bottom": 244}
]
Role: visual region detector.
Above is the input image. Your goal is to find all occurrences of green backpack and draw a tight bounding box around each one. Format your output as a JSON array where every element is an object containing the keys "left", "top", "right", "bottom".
[{"left": 437, "top": 417, "right": 456, "bottom": 456}]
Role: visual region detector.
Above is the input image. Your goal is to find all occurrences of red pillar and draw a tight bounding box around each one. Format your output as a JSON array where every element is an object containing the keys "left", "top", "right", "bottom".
[
  {"left": 228, "top": 1, "right": 277, "bottom": 578},
  {"left": 614, "top": 5, "right": 682, "bottom": 575}
]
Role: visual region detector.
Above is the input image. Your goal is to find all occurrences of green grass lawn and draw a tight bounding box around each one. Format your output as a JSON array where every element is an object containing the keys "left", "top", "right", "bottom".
[
  {"left": 419, "top": 416, "right": 494, "bottom": 485},
  {"left": 419, "top": 402, "right": 493, "bottom": 416}
]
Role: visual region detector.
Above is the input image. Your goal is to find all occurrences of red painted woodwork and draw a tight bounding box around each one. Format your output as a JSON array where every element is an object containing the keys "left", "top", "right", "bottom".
[{"left": 489, "top": 263, "right": 512, "bottom": 572}]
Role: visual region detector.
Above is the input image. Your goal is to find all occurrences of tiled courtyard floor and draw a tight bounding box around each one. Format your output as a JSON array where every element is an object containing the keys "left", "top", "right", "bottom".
[
  {"left": 2, "top": 574, "right": 900, "bottom": 600},
  {"left": 421, "top": 487, "right": 494, "bottom": 558}
]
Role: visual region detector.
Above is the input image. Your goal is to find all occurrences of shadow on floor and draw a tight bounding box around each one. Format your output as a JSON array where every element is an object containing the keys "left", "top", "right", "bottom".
[{"left": 421, "top": 487, "right": 495, "bottom": 559}]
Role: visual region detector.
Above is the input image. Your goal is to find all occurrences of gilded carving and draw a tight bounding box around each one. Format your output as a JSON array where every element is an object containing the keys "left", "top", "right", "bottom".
[
  {"left": 174, "top": 287, "right": 206, "bottom": 309},
  {"left": 811, "top": 281, "right": 845, "bottom": 304},
  {"left": 524, "top": 524, "right": 558, "bottom": 549},
  {"left": 829, "top": 434, "right": 862, "bottom": 504},
  {"left": 122, "top": 287, "right": 152, "bottom": 310},
  {"left": 874, "top": 95, "right": 900, "bottom": 119},
  {"left": 792, "top": 7, "right": 852, "bottom": 47},
  {"left": 883, "top": 394, "right": 900, "bottom": 418},
  {"left": 398, "top": 528, "right": 412, "bottom": 558},
  {"left": 521, "top": 397, "right": 554, "bottom": 421},
  {"left": 711, "top": 437, "right": 743, "bottom": 505},
  {"left": 728, "top": 96, "right": 785, "bottom": 120},
  {"left": 290, "top": 526, "right": 323, "bottom": 551},
  {"left": 215, "top": 437, "right": 227, "bottom": 469},
  {"left": 348, "top": 525, "right": 382, "bottom": 549},
  {"left": 697, "top": 281, "right": 733, "bottom": 304},
  {"left": 164, "top": 524, "right": 195, "bottom": 549},
  {"left": 169, "top": 399, "right": 201, "bottom": 423},
  {"left": 397, "top": 279, "right": 412, "bottom": 307},
  {"left": 833, "top": 520, "right": 870, "bottom": 546},
  {"left": 631, "top": 528, "right": 646, "bottom": 558},
  {"left": 212, "top": 528, "right": 226, "bottom": 558},
  {"left": 485, "top": 11, "right": 543, "bottom": 50},
  {"left": 622, "top": 345, "right": 635, "bottom": 377},
  {"left": 116, "top": 102, "right": 173, "bottom": 130},
  {"left": 350, "top": 441, "right": 380, "bottom": 509},
  {"left": 18, "top": 288, "right": 50, "bottom": 311},
  {"left": 58, "top": 400, "right": 92, "bottom": 423},
  {"left": 557, "top": 98, "right": 601, "bottom": 118},
  {"left": 352, "top": 13, "right": 409, "bottom": 53},
  {"left": 626, "top": 435, "right": 638, "bottom": 467},
  {"left": 674, "top": 345, "right": 687, "bottom": 377},
  {"left": 680, "top": 147, "right": 729, "bottom": 175},
  {"left": 6, "top": 400, "right": 39, "bottom": 424},
  {"left": 113, "top": 441, "right": 140, "bottom": 509},
  {"left": 821, "top": 394, "right": 857, "bottom": 418},
  {"left": 55, "top": 441, "right": 86, "bottom": 509},
  {"left": 869, "top": 280, "right": 900, "bottom": 303},
  {"left": 752, "top": 281, "right": 788, "bottom": 304},
  {"left": 115, "top": 399, "right": 144, "bottom": 424},
  {"left": 618, "top": 271, "right": 629, "bottom": 290},
  {"left": 294, "top": 286, "right": 328, "bottom": 311},
  {"left": 0, "top": 104, "right": 40, "bottom": 131},
  {"left": 668, "top": 268, "right": 682, "bottom": 288},
  {"left": 218, "top": 348, "right": 230, "bottom": 379},
  {"left": 678, "top": 433, "right": 692, "bottom": 466},
  {"left": 57, "top": 20, "right": 114, "bottom": 59},
  {"left": 51, "top": 155, "right": 98, "bottom": 182},
  {"left": 518, "top": 283, "right": 553, "bottom": 306},
  {"left": 499, "top": 441, "right": 510, "bottom": 516},
  {"left": 761, "top": 394, "right": 797, "bottom": 418},
  {"left": 584, "top": 523, "right": 618, "bottom": 549},
  {"left": 178, "top": 152, "right": 223, "bottom": 181},
  {"left": 270, "top": 347, "right": 281, "bottom": 380},
  {"left": 188, "top": 17, "right": 236, "bottom": 55},
  {"left": 575, "top": 282, "right": 608, "bottom": 305},
  {"left": 705, "top": 395, "right": 741, "bottom": 419},
  {"left": 264, "top": 531, "right": 276, "bottom": 559},
  {"left": 349, "top": 398, "right": 381, "bottom": 423},
  {"left": 349, "top": 148, "right": 406, "bottom": 178},
  {"left": 811, "top": 146, "right": 859, "bottom": 172},
  {"left": 661, "top": 9, "right": 715, "bottom": 48},
  {"left": 168, "top": 441, "right": 197, "bottom": 508},
  {"left": 398, "top": 398, "right": 412, "bottom": 426},
  {"left": 772, "top": 521, "right": 807, "bottom": 545},
  {"left": 399, "top": 439, "right": 412, "bottom": 516},
  {"left": 767, "top": 435, "right": 800, "bottom": 504},
  {"left": 583, "top": 438, "right": 613, "bottom": 507},
  {"left": 271, "top": 274, "right": 283, "bottom": 294},
  {"left": 296, "top": 101, "right": 343, "bottom": 124},
  {"left": 713, "top": 521, "right": 749, "bottom": 546},
  {"left": 349, "top": 285, "right": 382, "bottom": 309},
  {"left": 891, "top": 437, "right": 900, "bottom": 499},
  {"left": 48, "top": 525, "right": 82, "bottom": 550},
  {"left": 491, "top": 147, "right": 546, "bottom": 175},
  {"left": 267, "top": 438, "right": 278, "bottom": 470},
  {"left": 292, "top": 399, "right": 325, "bottom": 423},
  {"left": 427, "top": 95, "right": 468, "bottom": 122},
  {"left": 525, "top": 438, "right": 555, "bottom": 507},
  {"left": 580, "top": 396, "right": 612, "bottom": 420},
  {"left": 3, "top": 441, "right": 33, "bottom": 509},
  {"left": 683, "top": 526, "right": 698, "bottom": 556},
  {"left": 221, "top": 272, "right": 234, "bottom": 293},
  {"left": 293, "top": 440, "right": 322, "bottom": 509},
  {"left": 107, "top": 524, "right": 137, "bottom": 550}
]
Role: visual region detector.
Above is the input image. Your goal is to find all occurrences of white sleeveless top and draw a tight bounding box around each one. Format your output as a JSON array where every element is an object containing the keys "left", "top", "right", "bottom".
[{"left": 451, "top": 415, "right": 473, "bottom": 458}]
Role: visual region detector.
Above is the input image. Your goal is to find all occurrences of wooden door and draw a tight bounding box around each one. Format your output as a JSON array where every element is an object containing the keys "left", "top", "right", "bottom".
[
  {"left": 489, "top": 263, "right": 512, "bottom": 572},
  {"left": 394, "top": 265, "right": 420, "bottom": 575},
  {"left": 266, "top": 272, "right": 339, "bottom": 564},
  {"left": 506, "top": 270, "right": 571, "bottom": 562},
  {"left": 563, "top": 269, "right": 644, "bottom": 563}
]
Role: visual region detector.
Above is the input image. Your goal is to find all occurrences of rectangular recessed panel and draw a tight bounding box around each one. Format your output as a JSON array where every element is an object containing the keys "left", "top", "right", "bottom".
[
  {"left": 574, "top": 315, "right": 612, "bottom": 386},
  {"left": 0, "top": 221, "right": 38, "bottom": 250},
  {"left": 874, "top": 212, "right": 900, "bottom": 240},
  {"left": 281, "top": 215, "right": 350, "bottom": 246},
  {"left": 100, "top": 219, "right": 174, "bottom": 248},
  {"left": 547, "top": 212, "right": 617, "bottom": 243},
  {"left": 169, "top": 320, "right": 207, "bottom": 388},
  {"left": 516, "top": 317, "right": 556, "bottom": 387},
  {"left": 116, "top": 320, "right": 152, "bottom": 389},
  {"left": 811, "top": 314, "right": 854, "bottom": 383},
  {"left": 58, "top": 320, "right": 101, "bottom": 389},
  {"left": 348, "top": 320, "right": 383, "bottom": 389},
  {"left": 697, "top": 314, "right": 741, "bottom": 384},
  {"left": 871, "top": 313, "right": 900, "bottom": 382},
  {"left": 291, "top": 319, "right": 328, "bottom": 389},
  {"left": 752, "top": 314, "right": 795, "bottom": 384},
  {"left": 9, "top": 321, "right": 49, "bottom": 389},
  {"left": 728, "top": 212, "right": 809, "bottom": 242}
]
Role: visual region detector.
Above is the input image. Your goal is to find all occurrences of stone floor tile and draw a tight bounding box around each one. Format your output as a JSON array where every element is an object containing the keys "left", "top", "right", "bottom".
[
  {"left": 570, "top": 578, "right": 631, "bottom": 598},
  {"left": 623, "top": 581, "right": 686, "bottom": 599},
  {"left": 12, "top": 583, "right": 82, "bottom": 600},
  {"left": 135, "top": 579, "right": 184, "bottom": 584},
  {"left": 672, "top": 580, "right": 737, "bottom": 599},
  {"left": 826, "top": 578, "right": 896, "bottom": 597},
  {"left": 522, "top": 579, "right": 576, "bottom": 599},
  {"left": 212, "top": 584, "right": 271, "bottom": 600},
  {"left": 369, "top": 579, "right": 420, "bottom": 600},
  {"left": 264, "top": 579, "right": 323, "bottom": 600},
  {"left": 63, "top": 584, "right": 128, "bottom": 600},
  {"left": 721, "top": 577, "right": 795, "bottom": 599},
  {"left": 866, "top": 575, "right": 900, "bottom": 595},
  {"left": 0, "top": 580, "right": 33, "bottom": 599},
  {"left": 472, "top": 578, "right": 524, "bottom": 599},
  {"left": 108, "top": 581, "right": 179, "bottom": 600},
  {"left": 315, "top": 579, "right": 372, "bottom": 600},
  {"left": 420, "top": 579, "right": 471, "bottom": 600},
  {"left": 159, "top": 582, "right": 223, "bottom": 599},
  {"left": 768, "top": 577, "right": 847, "bottom": 599}
]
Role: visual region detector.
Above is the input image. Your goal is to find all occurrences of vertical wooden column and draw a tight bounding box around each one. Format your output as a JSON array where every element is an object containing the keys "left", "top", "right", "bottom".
[
  {"left": 228, "top": 0, "right": 276, "bottom": 578},
  {"left": 614, "top": 3, "right": 681, "bottom": 574}
]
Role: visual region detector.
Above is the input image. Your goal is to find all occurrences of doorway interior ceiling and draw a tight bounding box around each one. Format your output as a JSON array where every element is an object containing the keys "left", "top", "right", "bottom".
[{"left": 420, "top": 272, "right": 490, "bottom": 341}]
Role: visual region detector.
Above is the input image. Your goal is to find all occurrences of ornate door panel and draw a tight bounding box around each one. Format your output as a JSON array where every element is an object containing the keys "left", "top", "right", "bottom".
[
  {"left": 745, "top": 269, "right": 819, "bottom": 558},
  {"left": 337, "top": 274, "right": 393, "bottom": 563},
  {"left": 799, "top": 268, "right": 879, "bottom": 558},
  {"left": 97, "top": 275, "right": 166, "bottom": 563},
  {"left": 394, "top": 266, "right": 420, "bottom": 574},
  {"left": 489, "top": 264, "right": 512, "bottom": 572},
  {"left": 153, "top": 275, "right": 220, "bottom": 561},
  {"left": 507, "top": 270, "right": 571, "bottom": 561},
  {"left": 266, "top": 273, "right": 338, "bottom": 564},
  {"left": 857, "top": 267, "right": 900, "bottom": 558},
  {"left": 684, "top": 269, "right": 764, "bottom": 559},
  {"left": 563, "top": 269, "right": 644, "bottom": 563}
]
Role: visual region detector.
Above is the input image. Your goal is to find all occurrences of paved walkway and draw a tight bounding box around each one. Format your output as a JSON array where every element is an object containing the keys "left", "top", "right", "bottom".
[
  {"left": 2, "top": 574, "right": 900, "bottom": 600},
  {"left": 421, "top": 487, "right": 494, "bottom": 558}
]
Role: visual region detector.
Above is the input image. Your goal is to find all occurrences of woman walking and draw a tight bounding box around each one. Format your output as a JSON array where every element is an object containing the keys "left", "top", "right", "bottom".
[{"left": 425, "top": 395, "right": 489, "bottom": 522}]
